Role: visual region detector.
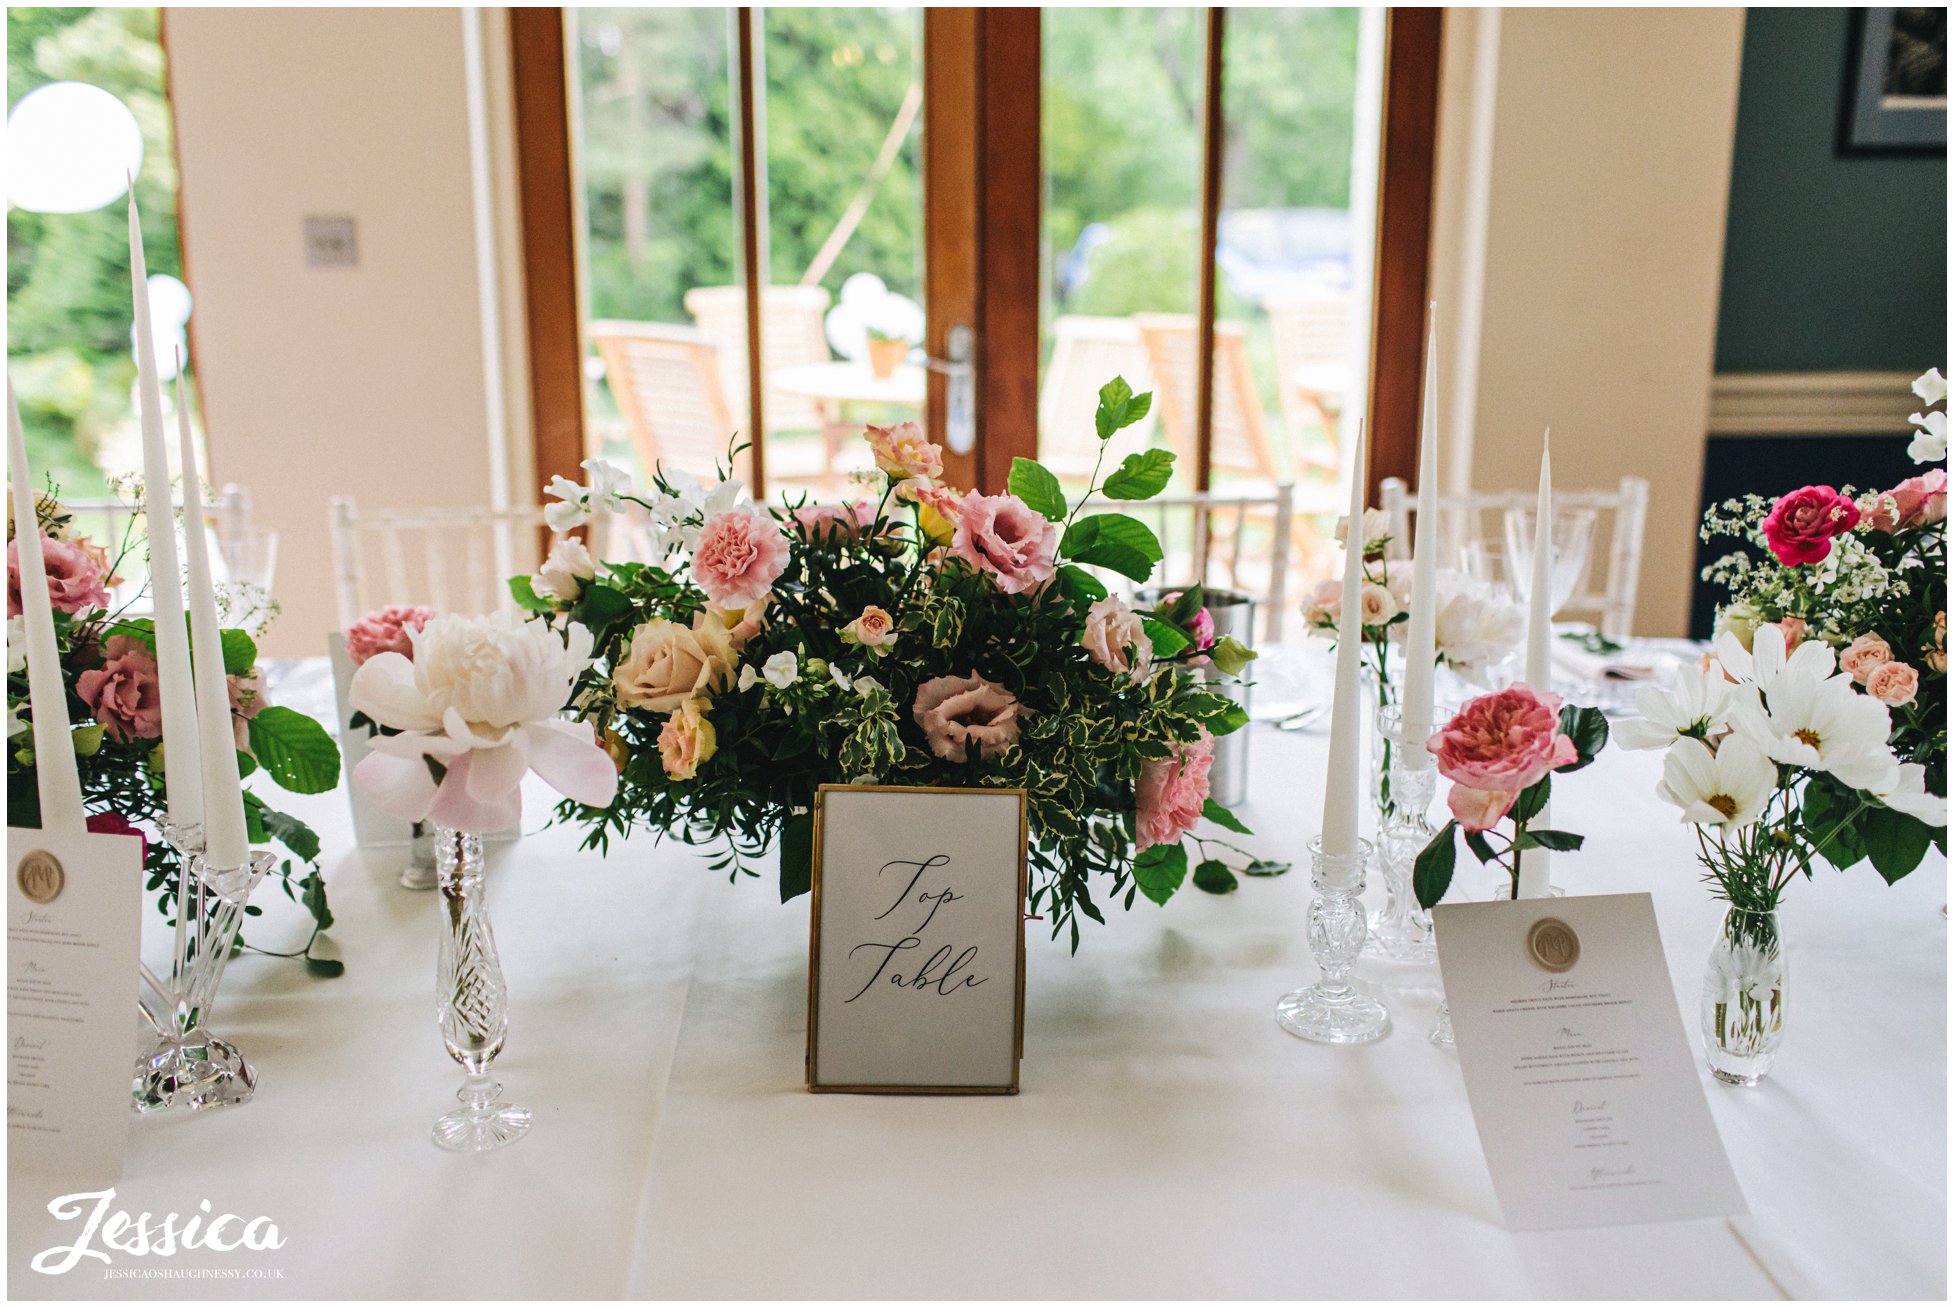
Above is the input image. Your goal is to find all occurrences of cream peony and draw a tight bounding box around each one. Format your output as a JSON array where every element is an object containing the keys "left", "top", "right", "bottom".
[
  {"left": 612, "top": 615, "right": 736, "bottom": 714},
  {"left": 1431, "top": 571, "right": 1524, "bottom": 675},
  {"left": 350, "top": 611, "right": 617, "bottom": 832}
]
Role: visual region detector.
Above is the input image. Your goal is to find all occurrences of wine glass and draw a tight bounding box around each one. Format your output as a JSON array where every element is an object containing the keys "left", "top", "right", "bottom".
[{"left": 1502, "top": 507, "right": 1596, "bottom": 616}]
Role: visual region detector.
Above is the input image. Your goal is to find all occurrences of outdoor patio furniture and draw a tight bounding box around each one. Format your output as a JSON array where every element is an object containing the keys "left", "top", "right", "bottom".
[
  {"left": 1037, "top": 315, "right": 1157, "bottom": 482},
  {"left": 683, "top": 284, "right": 834, "bottom": 438},
  {"left": 1262, "top": 287, "right": 1352, "bottom": 479},
  {"left": 588, "top": 320, "right": 741, "bottom": 484}
]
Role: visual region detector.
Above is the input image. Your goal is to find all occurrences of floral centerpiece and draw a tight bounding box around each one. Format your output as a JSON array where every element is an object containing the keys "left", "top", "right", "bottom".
[
  {"left": 1410, "top": 684, "right": 1610, "bottom": 907},
  {"left": 6, "top": 485, "right": 344, "bottom": 974},
  {"left": 517, "top": 380, "right": 1284, "bottom": 947}
]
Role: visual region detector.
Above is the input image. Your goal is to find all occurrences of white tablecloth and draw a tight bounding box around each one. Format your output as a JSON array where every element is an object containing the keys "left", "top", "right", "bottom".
[{"left": 10, "top": 713, "right": 1946, "bottom": 1299}]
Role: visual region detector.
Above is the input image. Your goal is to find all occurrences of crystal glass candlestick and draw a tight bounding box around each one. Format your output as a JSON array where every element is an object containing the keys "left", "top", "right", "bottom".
[
  {"left": 1277, "top": 837, "right": 1391, "bottom": 1044},
  {"left": 133, "top": 831, "right": 277, "bottom": 1113},
  {"left": 431, "top": 824, "right": 531, "bottom": 1151},
  {"left": 1367, "top": 706, "right": 1437, "bottom": 963}
]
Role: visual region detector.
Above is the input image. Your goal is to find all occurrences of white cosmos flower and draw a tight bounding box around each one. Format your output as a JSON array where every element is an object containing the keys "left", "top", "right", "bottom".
[
  {"left": 1912, "top": 367, "right": 1946, "bottom": 407},
  {"left": 762, "top": 651, "right": 799, "bottom": 689},
  {"left": 349, "top": 611, "right": 617, "bottom": 832},
  {"left": 1727, "top": 664, "right": 1899, "bottom": 793},
  {"left": 1613, "top": 662, "right": 1736, "bottom": 751},
  {"left": 1712, "top": 621, "right": 1836, "bottom": 700},
  {"left": 1870, "top": 762, "right": 1948, "bottom": 827},
  {"left": 1657, "top": 735, "right": 1777, "bottom": 827}
]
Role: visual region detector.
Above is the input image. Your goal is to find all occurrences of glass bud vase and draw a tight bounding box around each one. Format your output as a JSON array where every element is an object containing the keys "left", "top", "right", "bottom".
[
  {"left": 1700, "top": 906, "right": 1787, "bottom": 1086},
  {"left": 400, "top": 818, "right": 438, "bottom": 891},
  {"left": 1366, "top": 705, "right": 1437, "bottom": 963},
  {"left": 432, "top": 825, "right": 531, "bottom": 1151}
]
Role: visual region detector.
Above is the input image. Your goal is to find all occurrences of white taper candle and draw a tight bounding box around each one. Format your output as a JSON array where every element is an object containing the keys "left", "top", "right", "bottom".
[
  {"left": 130, "top": 190, "right": 204, "bottom": 833},
  {"left": 1400, "top": 302, "right": 1440, "bottom": 744},
  {"left": 7, "top": 380, "right": 87, "bottom": 833},
  {"left": 1519, "top": 429, "right": 1553, "bottom": 899},
  {"left": 1320, "top": 421, "right": 1370, "bottom": 858},
  {"left": 173, "top": 366, "right": 249, "bottom": 868}
]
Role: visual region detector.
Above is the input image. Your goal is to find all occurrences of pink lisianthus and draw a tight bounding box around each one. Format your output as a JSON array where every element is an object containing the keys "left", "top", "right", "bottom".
[
  {"left": 346, "top": 605, "right": 437, "bottom": 665},
  {"left": 693, "top": 503, "right": 790, "bottom": 609},
  {"left": 1760, "top": 485, "right": 1860, "bottom": 566},
  {"left": 865, "top": 421, "right": 943, "bottom": 482},
  {"left": 1427, "top": 684, "right": 1577, "bottom": 832},
  {"left": 911, "top": 671, "right": 1025, "bottom": 763},
  {"left": 949, "top": 493, "right": 1057, "bottom": 595},
  {"left": 1160, "top": 590, "right": 1216, "bottom": 652},
  {"left": 85, "top": 812, "right": 147, "bottom": 864},
  {"left": 8, "top": 531, "right": 110, "bottom": 618},
  {"left": 1864, "top": 468, "right": 1948, "bottom": 533},
  {"left": 792, "top": 501, "right": 877, "bottom": 545},
  {"left": 1136, "top": 729, "right": 1215, "bottom": 852},
  {"left": 75, "top": 635, "right": 163, "bottom": 742},
  {"left": 910, "top": 484, "right": 964, "bottom": 546}
]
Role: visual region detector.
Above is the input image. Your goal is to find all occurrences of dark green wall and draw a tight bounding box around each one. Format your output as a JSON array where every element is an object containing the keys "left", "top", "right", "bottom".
[{"left": 1715, "top": 7, "right": 1946, "bottom": 372}]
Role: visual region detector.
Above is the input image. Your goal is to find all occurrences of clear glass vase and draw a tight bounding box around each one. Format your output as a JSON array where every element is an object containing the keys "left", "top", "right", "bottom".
[
  {"left": 1367, "top": 704, "right": 1437, "bottom": 963},
  {"left": 1701, "top": 905, "right": 1786, "bottom": 1086},
  {"left": 400, "top": 818, "right": 438, "bottom": 891},
  {"left": 432, "top": 825, "right": 531, "bottom": 1150}
]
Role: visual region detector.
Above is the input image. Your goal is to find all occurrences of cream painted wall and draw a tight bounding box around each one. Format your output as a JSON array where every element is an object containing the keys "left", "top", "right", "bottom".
[
  {"left": 167, "top": 7, "right": 509, "bottom": 655},
  {"left": 1430, "top": 8, "right": 1746, "bottom": 636}
]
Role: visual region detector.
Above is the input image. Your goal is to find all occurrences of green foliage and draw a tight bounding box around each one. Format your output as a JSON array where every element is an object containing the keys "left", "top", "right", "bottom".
[
  {"left": 1413, "top": 820, "right": 1458, "bottom": 910},
  {"left": 1007, "top": 458, "right": 1067, "bottom": 522},
  {"left": 1060, "top": 513, "right": 1163, "bottom": 582},
  {"left": 1101, "top": 448, "right": 1176, "bottom": 501},
  {"left": 245, "top": 706, "right": 342, "bottom": 795},
  {"left": 1132, "top": 843, "right": 1188, "bottom": 905}
]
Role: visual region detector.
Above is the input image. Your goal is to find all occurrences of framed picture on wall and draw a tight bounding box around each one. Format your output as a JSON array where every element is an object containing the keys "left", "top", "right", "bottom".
[{"left": 1843, "top": 7, "right": 1947, "bottom": 152}]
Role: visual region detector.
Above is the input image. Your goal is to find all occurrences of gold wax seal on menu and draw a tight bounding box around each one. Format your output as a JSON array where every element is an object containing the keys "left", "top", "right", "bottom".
[
  {"left": 16, "top": 850, "right": 65, "bottom": 905},
  {"left": 1526, "top": 917, "right": 1579, "bottom": 973}
]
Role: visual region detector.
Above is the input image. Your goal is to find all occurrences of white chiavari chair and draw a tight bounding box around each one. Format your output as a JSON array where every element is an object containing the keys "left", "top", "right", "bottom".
[
  {"left": 1086, "top": 485, "right": 1296, "bottom": 645},
  {"left": 56, "top": 484, "right": 253, "bottom": 615},
  {"left": 329, "top": 499, "right": 561, "bottom": 629},
  {"left": 1378, "top": 474, "right": 1650, "bottom": 639}
]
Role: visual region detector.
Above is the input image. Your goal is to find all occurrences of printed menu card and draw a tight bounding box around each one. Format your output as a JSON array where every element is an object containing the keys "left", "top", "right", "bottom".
[
  {"left": 8, "top": 827, "right": 142, "bottom": 1182},
  {"left": 1433, "top": 892, "right": 1746, "bottom": 1230}
]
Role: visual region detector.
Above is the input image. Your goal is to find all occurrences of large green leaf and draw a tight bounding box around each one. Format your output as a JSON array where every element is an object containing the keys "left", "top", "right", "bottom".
[
  {"left": 1143, "top": 617, "right": 1191, "bottom": 658},
  {"left": 1201, "top": 797, "right": 1252, "bottom": 835},
  {"left": 574, "top": 581, "right": 635, "bottom": 628},
  {"left": 1101, "top": 448, "right": 1175, "bottom": 501},
  {"left": 1863, "top": 805, "right": 1934, "bottom": 884},
  {"left": 1414, "top": 821, "right": 1458, "bottom": 909},
  {"left": 1007, "top": 457, "right": 1068, "bottom": 521},
  {"left": 1558, "top": 705, "right": 1610, "bottom": 771},
  {"left": 779, "top": 811, "right": 815, "bottom": 903},
  {"left": 246, "top": 706, "right": 342, "bottom": 794},
  {"left": 508, "top": 574, "right": 555, "bottom": 613},
  {"left": 1192, "top": 859, "right": 1237, "bottom": 894},
  {"left": 1132, "top": 842, "right": 1188, "bottom": 905},
  {"left": 256, "top": 802, "right": 323, "bottom": 862},
  {"left": 1094, "top": 376, "right": 1153, "bottom": 440},
  {"left": 1061, "top": 513, "right": 1163, "bottom": 582},
  {"left": 1055, "top": 565, "right": 1107, "bottom": 609}
]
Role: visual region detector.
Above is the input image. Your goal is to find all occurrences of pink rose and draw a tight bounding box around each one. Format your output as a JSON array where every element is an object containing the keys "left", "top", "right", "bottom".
[
  {"left": 1930, "top": 612, "right": 1947, "bottom": 674},
  {"left": 227, "top": 668, "right": 264, "bottom": 750},
  {"left": 911, "top": 671, "right": 1024, "bottom": 763},
  {"left": 8, "top": 531, "right": 110, "bottom": 617},
  {"left": 1870, "top": 469, "right": 1948, "bottom": 532},
  {"left": 1082, "top": 595, "right": 1153, "bottom": 681},
  {"left": 1866, "top": 660, "right": 1919, "bottom": 707},
  {"left": 841, "top": 604, "right": 897, "bottom": 652},
  {"left": 85, "top": 812, "right": 148, "bottom": 864},
  {"left": 1761, "top": 485, "right": 1860, "bottom": 566},
  {"left": 693, "top": 503, "right": 790, "bottom": 608},
  {"left": 865, "top": 421, "right": 943, "bottom": 482},
  {"left": 792, "top": 501, "right": 877, "bottom": 545},
  {"left": 1840, "top": 633, "right": 1893, "bottom": 685},
  {"left": 1427, "top": 685, "right": 1578, "bottom": 832},
  {"left": 1136, "top": 729, "right": 1215, "bottom": 851},
  {"left": 346, "top": 605, "right": 437, "bottom": 665},
  {"left": 1774, "top": 617, "right": 1807, "bottom": 652},
  {"left": 656, "top": 698, "right": 717, "bottom": 780},
  {"left": 1302, "top": 578, "right": 1342, "bottom": 629},
  {"left": 76, "top": 635, "right": 163, "bottom": 742},
  {"left": 950, "top": 493, "right": 1057, "bottom": 596}
]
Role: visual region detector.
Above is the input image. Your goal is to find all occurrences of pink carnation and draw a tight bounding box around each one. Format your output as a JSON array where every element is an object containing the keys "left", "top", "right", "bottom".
[
  {"left": 911, "top": 671, "right": 1024, "bottom": 763},
  {"left": 76, "top": 635, "right": 163, "bottom": 743},
  {"left": 949, "top": 493, "right": 1057, "bottom": 595},
  {"left": 1136, "top": 729, "right": 1215, "bottom": 851},
  {"left": 1427, "top": 684, "right": 1577, "bottom": 832},
  {"left": 693, "top": 503, "right": 790, "bottom": 609},
  {"left": 346, "top": 605, "right": 436, "bottom": 666},
  {"left": 1761, "top": 485, "right": 1860, "bottom": 566},
  {"left": 8, "top": 531, "right": 110, "bottom": 618}
]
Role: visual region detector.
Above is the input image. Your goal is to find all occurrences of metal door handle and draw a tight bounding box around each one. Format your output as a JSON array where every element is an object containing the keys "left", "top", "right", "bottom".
[{"left": 924, "top": 323, "right": 975, "bottom": 454}]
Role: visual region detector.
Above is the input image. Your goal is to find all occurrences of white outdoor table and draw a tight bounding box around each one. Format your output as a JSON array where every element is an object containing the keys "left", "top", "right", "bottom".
[{"left": 9, "top": 688, "right": 1945, "bottom": 1298}]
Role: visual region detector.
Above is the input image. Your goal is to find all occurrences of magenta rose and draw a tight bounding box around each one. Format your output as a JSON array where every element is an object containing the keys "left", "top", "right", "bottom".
[
  {"left": 346, "top": 604, "right": 437, "bottom": 665},
  {"left": 1136, "top": 729, "right": 1215, "bottom": 851},
  {"left": 911, "top": 671, "right": 1024, "bottom": 763},
  {"left": 1426, "top": 685, "right": 1577, "bottom": 832},
  {"left": 1761, "top": 485, "right": 1860, "bottom": 566},
  {"left": 950, "top": 493, "right": 1057, "bottom": 596},
  {"left": 791, "top": 501, "right": 877, "bottom": 545},
  {"left": 85, "top": 812, "right": 148, "bottom": 864},
  {"left": 76, "top": 635, "right": 164, "bottom": 743},
  {"left": 8, "top": 531, "right": 110, "bottom": 618},
  {"left": 693, "top": 503, "right": 790, "bottom": 609}
]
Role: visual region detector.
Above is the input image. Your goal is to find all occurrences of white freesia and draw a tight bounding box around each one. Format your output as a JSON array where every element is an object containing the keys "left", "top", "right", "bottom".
[
  {"left": 533, "top": 537, "right": 597, "bottom": 603},
  {"left": 1613, "top": 662, "right": 1735, "bottom": 751},
  {"left": 349, "top": 610, "right": 617, "bottom": 832},
  {"left": 1726, "top": 663, "right": 1899, "bottom": 793},
  {"left": 829, "top": 662, "right": 853, "bottom": 692},
  {"left": 1656, "top": 735, "right": 1776, "bottom": 828},
  {"left": 1431, "top": 571, "right": 1524, "bottom": 675},
  {"left": 1870, "top": 762, "right": 1949, "bottom": 826},
  {"left": 762, "top": 651, "right": 799, "bottom": 689},
  {"left": 738, "top": 663, "right": 760, "bottom": 692},
  {"left": 1906, "top": 409, "right": 1946, "bottom": 464},
  {"left": 1912, "top": 367, "right": 1946, "bottom": 407}
]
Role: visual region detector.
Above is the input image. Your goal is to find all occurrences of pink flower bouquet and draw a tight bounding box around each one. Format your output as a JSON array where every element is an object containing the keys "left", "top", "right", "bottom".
[{"left": 512, "top": 379, "right": 1282, "bottom": 945}]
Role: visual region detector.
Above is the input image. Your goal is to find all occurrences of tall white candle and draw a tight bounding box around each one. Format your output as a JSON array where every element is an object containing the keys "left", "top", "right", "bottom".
[
  {"left": 7, "top": 381, "right": 87, "bottom": 833},
  {"left": 130, "top": 192, "right": 203, "bottom": 834},
  {"left": 1320, "top": 421, "right": 1370, "bottom": 858},
  {"left": 174, "top": 369, "right": 250, "bottom": 868},
  {"left": 1520, "top": 429, "right": 1553, "bottom": 899},
  {"left": 1400, "top": 302, "right": 1440, "bottom": 743}
]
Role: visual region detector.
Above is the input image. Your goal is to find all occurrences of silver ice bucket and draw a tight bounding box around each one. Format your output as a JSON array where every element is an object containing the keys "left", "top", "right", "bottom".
[{"left": 1139, "top": 586, "right": 1255, "bottom": 809}]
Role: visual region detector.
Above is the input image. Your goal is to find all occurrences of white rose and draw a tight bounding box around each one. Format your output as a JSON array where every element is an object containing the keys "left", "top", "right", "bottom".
[
  {"left": 534, "top": 537, "right": 597, "bottom": 603},
  {"left": 763, "top": 651, "right": 799, "bottom": 689},
  {"left": 1358, "top": 582, "right": 1400, "bottom": 629}
]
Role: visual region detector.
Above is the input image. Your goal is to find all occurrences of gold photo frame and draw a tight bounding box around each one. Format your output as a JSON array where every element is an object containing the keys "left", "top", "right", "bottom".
[{"left": 806, "top": 784, "right": 1029, "bottom": 1095}]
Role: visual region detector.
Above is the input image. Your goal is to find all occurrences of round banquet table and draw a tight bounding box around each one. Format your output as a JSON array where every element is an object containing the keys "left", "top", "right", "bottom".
[{"left": 8, "top": 663, "right": 1945, "bottom": 1299}]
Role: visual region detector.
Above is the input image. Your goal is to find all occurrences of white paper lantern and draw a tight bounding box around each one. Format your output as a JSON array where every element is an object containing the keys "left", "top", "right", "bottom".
[{"left": 7, "top": 82, "right": 145, "bottom": 215}]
